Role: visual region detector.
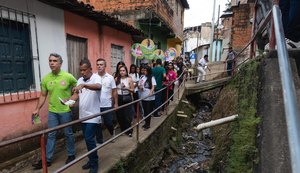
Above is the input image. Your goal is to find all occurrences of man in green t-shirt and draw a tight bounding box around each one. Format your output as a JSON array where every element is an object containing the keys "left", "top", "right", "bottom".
[
  {"left": 32, "top": 53, "right": 77, "bottom": 169},
  {"left": 151, "top": 59, "right": 166, "bottom": 117}
]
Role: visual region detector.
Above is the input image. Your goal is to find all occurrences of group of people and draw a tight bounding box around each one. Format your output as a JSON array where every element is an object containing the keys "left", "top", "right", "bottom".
[{"left": 31, "top": 53, "right": 186, "bottom": 172}]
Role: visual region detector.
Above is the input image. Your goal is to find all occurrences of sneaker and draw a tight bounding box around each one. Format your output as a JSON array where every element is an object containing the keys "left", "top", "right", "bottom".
[
  {"left": 32, "top": 160, "right": 51, "bottom": 169},
  {"left": 286, "top": 38, "right": 300, "bottom": 48},
  {"left": 89, "top": 167, "right": 98, "bottom": 173},
  {"left": 82, "top": 162, "right": 91, "bottom": 170},
  {"left": 152, "top": 115, "right": 161, "bottom": 118},
  {"left": 264, "top": 38, "right": 300, "bottom": 50},
  {"left": 128, "top": 133, "right": 132, "bottom": 137},
  {"left": 65, "top": 155, "right": 76, "bottom": 164},
  {"left": 143, "top": 125, "right": 150, "bottom": 130}
]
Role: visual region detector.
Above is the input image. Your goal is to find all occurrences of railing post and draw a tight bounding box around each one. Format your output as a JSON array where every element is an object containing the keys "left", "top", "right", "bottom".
[
  {"left": 250, "top": 1, "right": 258, "bottom": 59},
  {"left": 40, "top": 134, "right": 47, "bottom": 173},
  {"left": 269, "top": 1, "right": 279, "bottom": 49},
  {"left": 178, "top": 79, "right": 180, "bottom": 100},
  {"left": 166, "top": 87, "right": 169, "bottom": 114},
  {"left": 136, "top": 101, "right": 140, "bottom": 142}
]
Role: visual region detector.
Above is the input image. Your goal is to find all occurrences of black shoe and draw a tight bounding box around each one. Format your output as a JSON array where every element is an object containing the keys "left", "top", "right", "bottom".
[
  {"left": 89, "top": 167, "right": 98, "bottom": 173},
  {"left": 32, "top": 160, "right": 51, "bottom": 169},
  {"left": 82, "top": 162, "right": 91, "bottom": 170},
  {"left": 65, "top": 155, "right": 76, "bottom": 164},
  {"left": 152, "top": 115, "right": 161, "bottom": 118}
]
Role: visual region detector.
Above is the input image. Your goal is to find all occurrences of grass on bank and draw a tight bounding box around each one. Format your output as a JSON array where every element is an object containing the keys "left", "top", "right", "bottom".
[{"left": 210, "top": 59, "right": 261, "bottom": 173}]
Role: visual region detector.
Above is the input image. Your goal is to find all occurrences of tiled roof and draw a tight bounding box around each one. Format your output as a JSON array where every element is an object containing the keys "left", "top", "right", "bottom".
[{"left": 38, "top": 0, "right": 144, "bottom": 36}]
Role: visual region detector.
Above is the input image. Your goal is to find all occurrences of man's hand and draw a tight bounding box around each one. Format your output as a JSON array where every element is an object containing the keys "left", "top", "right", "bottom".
[
  {"left": 32, "top": 109, "right": 39, "bottom": 116},
  {"left": 72, "top": 84, "right": 85, "bottom": 93}
]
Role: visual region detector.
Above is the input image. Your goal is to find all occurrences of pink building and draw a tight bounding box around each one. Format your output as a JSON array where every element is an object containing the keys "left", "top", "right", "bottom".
[{"left": 0, "top": 0, "right": 143, "bottom": 167}]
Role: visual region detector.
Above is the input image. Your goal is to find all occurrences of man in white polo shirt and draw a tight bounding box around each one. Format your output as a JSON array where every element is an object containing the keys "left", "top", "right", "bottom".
[
  {"left": 71, "top": 59, "right": 101, "bottom": 173},
  {"left": 95, "top": 58, "right": 118, "bottom": 143}
]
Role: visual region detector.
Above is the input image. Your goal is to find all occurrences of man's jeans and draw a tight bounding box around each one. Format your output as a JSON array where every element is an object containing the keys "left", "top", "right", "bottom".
[
  {"left": 82, "top": 123, "right": 98, "bottom": 169},
  {"left": 46, "top": 111, "right": 75, "bottom": 162}
]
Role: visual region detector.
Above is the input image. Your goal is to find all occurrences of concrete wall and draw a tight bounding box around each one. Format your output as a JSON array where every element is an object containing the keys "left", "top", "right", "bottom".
[{"left": 64, "top": 11, "right": 101, "bottom": 73}]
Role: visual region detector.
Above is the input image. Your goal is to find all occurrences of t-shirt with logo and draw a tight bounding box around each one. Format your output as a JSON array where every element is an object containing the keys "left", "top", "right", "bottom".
[
  {"left": 139, "top": 75, "right": 156, "bottom": 101},
  {"left": 41, "top": 70, "right": 77, "bottom": 113}
]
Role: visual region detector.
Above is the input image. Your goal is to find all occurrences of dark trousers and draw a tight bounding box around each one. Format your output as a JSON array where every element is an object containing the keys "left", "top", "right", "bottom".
[
  {"left": 280, "top": 0, "right": 300, "bottom": 42},
  {"left": 154, "top": 90, "right": 162, "bottom": 116},
  {"left": 116, "top": 95, "right": 133, "bottom": 134},
  {"left": 227, "top": 62, "right": 233, "bottom": 76},
  {"left": 95, "top": 107, "right": 114, "bottom": 144},
  {"left": 142, "top": 100, "right": 154, "bottom": 127}
]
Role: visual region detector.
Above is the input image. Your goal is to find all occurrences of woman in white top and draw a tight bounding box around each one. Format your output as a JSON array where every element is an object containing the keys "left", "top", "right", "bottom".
[
  {"left": 129, "top": 64, "right": 140, "bottom": 118},
  {"left": 115, "top": 65, "right": 134, "bottom": 137},
  {"left": 138, "top": 65, "right": 156, "bottom": 130}
]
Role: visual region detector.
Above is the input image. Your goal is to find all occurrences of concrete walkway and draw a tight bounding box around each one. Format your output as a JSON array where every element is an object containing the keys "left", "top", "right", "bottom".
[{"left": 15, "top": 82, "right": 188, "bottom": 173}]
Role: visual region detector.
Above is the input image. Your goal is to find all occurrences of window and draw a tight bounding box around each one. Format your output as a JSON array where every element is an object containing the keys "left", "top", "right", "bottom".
[
  {"left": 111, "top": 44, "right": 124, "bottom": 74},
  {"left": 66, "top": 35, "right": 88, "bottom": 79},
  {"left": 0, "top": 6, "right": 36, "bottom": 94}
]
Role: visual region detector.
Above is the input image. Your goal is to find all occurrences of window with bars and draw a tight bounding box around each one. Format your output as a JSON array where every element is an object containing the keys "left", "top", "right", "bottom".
[
  {"left": 0, "top": 6, "right": 37, "bottom": 95},
  {"left": 111, "top": 44, "right": 124, "bottom": 74}
]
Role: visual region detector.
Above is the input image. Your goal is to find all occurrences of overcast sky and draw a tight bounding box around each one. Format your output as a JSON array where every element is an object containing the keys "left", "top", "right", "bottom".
[{"left": 184, "top": 0, "right": 230, "bottom": 28}]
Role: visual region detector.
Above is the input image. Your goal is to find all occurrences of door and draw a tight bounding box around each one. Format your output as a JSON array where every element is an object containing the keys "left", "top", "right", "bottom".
[{"left": 66, "top": 35, "right": 88, "bottom": 79}]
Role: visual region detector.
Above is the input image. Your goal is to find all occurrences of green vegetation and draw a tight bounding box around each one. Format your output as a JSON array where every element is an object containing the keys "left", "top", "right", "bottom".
[{"left": 210, "top": 59, "right": 261, "bottom": 172}]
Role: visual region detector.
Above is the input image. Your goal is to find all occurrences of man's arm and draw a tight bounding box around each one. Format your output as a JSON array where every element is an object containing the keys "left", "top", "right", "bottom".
[
  {"left": 73, "top": 83, "right": 101, "bottom": 93},
  {"left": 32, "top": 90, "right": 48, "bottom": 115},
  {"left": 112, "top": 88, "right": 118, "bottom": 108}
]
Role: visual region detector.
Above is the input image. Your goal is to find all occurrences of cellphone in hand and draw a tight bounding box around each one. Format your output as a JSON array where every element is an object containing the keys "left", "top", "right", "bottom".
[{"left": 32, "top": 114, "right": 41, "bottom": 125}]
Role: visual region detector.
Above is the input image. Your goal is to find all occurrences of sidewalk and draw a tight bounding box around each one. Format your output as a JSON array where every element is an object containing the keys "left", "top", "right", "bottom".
[{"left": 15, "top": 84, "right": 185, "bottom": 173}]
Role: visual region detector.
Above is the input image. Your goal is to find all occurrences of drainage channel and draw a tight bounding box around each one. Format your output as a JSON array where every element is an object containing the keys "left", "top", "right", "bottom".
[{"left": 153, "top": 101, "right": 215, "bottom": 173}]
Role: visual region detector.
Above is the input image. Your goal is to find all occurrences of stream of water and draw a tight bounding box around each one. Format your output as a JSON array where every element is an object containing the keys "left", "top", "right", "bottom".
[{"left": 154, "top": 103, "right": 214, "bottom": 173}]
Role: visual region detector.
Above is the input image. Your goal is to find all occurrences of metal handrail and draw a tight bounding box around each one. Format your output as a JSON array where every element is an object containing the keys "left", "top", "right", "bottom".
[
  {"left": 272, "top": 5, "right": 300, "bottom": 172},
  {"left": 0, "top": 69, "right": 187, "bottom": 172},
  {"left": 55, "top": 71, "right": 187, "bottom": 172}
]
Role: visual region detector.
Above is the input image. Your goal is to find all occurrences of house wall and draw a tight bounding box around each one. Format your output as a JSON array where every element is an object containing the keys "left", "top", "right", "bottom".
[
  {"left": 64, "top": 11, "right": 101, "bottom": 73},
  {"left": 231, "top": 4, "right": 253, "bottom": 51},
  {"left": 0, "top": 0, "right": 66, "bottom": 140},
  {"left": 100, "top": 25, "right": 134, "bottom": 73}
]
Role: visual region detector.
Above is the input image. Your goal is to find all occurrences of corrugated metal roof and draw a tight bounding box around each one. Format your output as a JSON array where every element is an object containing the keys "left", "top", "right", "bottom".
[{"left": 38, "top": 0, "right": 144, "bottom": 36}]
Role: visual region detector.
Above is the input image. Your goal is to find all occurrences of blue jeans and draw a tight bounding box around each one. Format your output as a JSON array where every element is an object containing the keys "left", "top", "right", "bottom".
[
  {"left": 82, "top": 123, "right": 98, "bottom": 169},
  {"left": 95, "top": 107, "right": 113, "bottom": 144},
  {"left": 280, "top": 0, "right": 300, "bottom": 42},
  {"left": 46, "top": 111, "right": 75, "bottom": 162}
]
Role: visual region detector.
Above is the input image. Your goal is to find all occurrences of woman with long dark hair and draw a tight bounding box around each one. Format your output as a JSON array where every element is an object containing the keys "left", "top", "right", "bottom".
[
  {"left": 113, "top": 61, "right": 126, "bottom": 78},
  {"left": 115, "top": 65, "right": 134, "bottom": 137},
  {"left": 138, "top": 66, "right": 156, "bottom": 130}
]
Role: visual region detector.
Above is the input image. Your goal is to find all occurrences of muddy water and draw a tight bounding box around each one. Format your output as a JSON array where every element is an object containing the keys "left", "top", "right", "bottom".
[{"left": 154, "top": 103, "right": 214, "bottom": 173}]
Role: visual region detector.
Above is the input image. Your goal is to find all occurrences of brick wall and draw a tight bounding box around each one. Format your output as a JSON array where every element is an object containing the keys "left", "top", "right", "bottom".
[
  {"left": 231, "top": 4, "right": 254, "bottom": 51},
  {"left": 82, "top": 0, "right": 184, "bottom": 40}
]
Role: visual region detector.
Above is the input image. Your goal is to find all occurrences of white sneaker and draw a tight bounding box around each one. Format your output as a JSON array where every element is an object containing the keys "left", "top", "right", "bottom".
[
  {"left": 285, "top": 38, "right": 300, "bottom": 48},
  {"left": 264, "top": 38, "right": 300, "bottom": 50}
]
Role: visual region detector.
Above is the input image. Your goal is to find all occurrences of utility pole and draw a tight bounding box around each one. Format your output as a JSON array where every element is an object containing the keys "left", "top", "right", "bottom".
[
  {"left": 215, "top": 4, "right": 220, "bottom": 62},
  {"left": 209, "top": 0, "right": 216, "bottom": 62}
]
